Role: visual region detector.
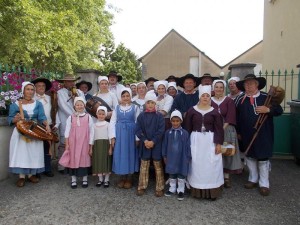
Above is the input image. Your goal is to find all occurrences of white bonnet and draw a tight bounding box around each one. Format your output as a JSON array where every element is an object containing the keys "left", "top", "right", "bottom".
[
  {"left": 22, "top": 81, "right": 35, "bottom": 94},
  {"left": 154, "top": 80, "right": 168, "bottom": 91},
  {"left": 136, "top": 82, "right": 146, "bottom": 88},
  {"left": 198, "top": 85, "right": 212, "bottom": 98},
  {"left": 74, "top": 96, "right": 86, "bottom": 106},
  {"left": 98, "top": 76, "right": 109, "bottom": 84},
  {"left": 170, "top": 110, "right": 183, "bottom": 121},
  {"left": 144, "top": 90, "right": 157, "bottom": 103},
  {"left": 118, "top": 87, "right": 132, "bottom": 101},
  {"left": 227, "top": 77, "right": 240, "bottom": 83},
  {"left": 96, "top": 105, "right": 107, "bottom": 116},
  {"left": 167, "top": 82, "right": 178, "bottom": 91},
  {"left": 212, "top": 79, "right": 227, "bottom": 90}
]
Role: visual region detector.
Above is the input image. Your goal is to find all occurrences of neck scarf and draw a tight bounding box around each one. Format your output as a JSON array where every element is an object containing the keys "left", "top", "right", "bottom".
[{"left": 36, "top": 93, "right": 48, "bottom": 103}]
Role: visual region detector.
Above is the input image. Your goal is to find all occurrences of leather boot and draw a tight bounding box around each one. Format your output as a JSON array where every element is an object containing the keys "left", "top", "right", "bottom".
[{"left": 123, "top": 174, "right": 133, "bottom": 189}]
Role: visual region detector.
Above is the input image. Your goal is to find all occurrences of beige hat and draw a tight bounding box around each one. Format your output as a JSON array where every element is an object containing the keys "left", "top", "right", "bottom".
[{"left": 55, "top": 74, "right": 81, "bottom": 83}]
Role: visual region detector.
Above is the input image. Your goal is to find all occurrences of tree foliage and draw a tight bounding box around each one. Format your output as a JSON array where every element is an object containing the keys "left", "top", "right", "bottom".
[
  {"left": 0, "top": 0, "right": 113, "bottom": 73},
  {"left": 99, "top": 42, "right": 142, "bottom": 84}
]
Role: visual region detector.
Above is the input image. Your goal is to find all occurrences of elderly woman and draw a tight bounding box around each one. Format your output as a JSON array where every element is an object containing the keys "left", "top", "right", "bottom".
[
  {"left": 8, "top": 81, "right": 51, "bottom": 187},
  {"left": 132, "top": 82, "right": 147, "bottom": 114},
  {"left": 185, "top": 85, "right": 224, "bottom": 200},
  {"left": 154, "top": 80, "right": 174, "bottom": 130},
  {"left": 94, "top": 76, "right": 118, "bottom": 120},
  {"left": 211, "top": 80, "right": 243, "bottom": 188},
  {"left": 227, "top": 77, "right": 242, "bottom": 100}
]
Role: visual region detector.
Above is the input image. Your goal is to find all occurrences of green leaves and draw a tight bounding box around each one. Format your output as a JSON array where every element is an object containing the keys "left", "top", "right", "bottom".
[
  {"left": 0, "top": 0, "right": 113, "bottom": 73},
  {"left": 99, "top": 42, "right": 142, "bottom": 84}
]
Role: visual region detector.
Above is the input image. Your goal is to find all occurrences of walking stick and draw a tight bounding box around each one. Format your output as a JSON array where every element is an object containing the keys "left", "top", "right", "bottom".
[{"left": 244, "top": 86, "right": 275, "bottom": 155}]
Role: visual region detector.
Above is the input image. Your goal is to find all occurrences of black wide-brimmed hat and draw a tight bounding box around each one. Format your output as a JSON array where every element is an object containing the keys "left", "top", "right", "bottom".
[
  {"left": 144, "top": 77, "right": 158, "bottom": 85},
  {"left": 76, "top": 80, "right": 92, "bottom": 91},
  {"left": 199, "top": 73, "right": 219, "bottom": 84},
  {"left": 31, "top": 77, "right": 52, "bottom": 92},
  {"left": 236, "top": 74, "right": 266, "bottom": 91},
  {"left": 165, "top": 75, "right": 179, "bottom": 83},
  {"left": 107, "top": 71, "right": 122, "bottom": 82},
  {"left": 177, "top": 73, "right": 201, "bottom": 88}
]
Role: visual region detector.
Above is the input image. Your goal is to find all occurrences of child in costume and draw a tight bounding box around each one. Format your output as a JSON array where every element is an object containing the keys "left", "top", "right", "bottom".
[
  {"left": 59, "top": 97, "right": 94, "bottom": 189},
  {"left": 91, "top": 106, "right": 112, "bottom": 188},
  {"left": 109, "top": 87, "right": 139, "bottom": 189},
  {"left": 135, "top": 90, "right": 165, "bottom": 197},
  {"left": 162, "top": 110, "right": 191, "bottom": 200}
]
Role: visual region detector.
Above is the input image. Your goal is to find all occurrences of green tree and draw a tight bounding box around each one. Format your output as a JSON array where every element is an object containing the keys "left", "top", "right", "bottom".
[
  {"left": 99, "top": 42, "right": 142, "bottom": 84},
  {"left": 0, "top": 0, "right": 113, "bottom": 73}
]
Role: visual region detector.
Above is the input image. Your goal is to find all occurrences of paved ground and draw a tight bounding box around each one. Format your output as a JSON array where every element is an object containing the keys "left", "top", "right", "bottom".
[{"left": 0, "top": 158, "right": 299, "bottom": 225}]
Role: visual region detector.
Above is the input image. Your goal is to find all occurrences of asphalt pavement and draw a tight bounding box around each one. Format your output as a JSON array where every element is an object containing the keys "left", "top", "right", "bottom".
[{"left": 0, "top": 158, "right": 299, "bottom": 225}]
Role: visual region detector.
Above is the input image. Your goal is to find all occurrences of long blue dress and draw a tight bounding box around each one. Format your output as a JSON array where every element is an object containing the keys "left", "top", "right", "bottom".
[{"left": 112, "top": 105, "right": 139, "bottom": 175}]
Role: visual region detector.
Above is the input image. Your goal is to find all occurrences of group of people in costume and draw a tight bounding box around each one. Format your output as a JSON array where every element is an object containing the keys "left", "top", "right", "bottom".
[{"left": 7, "top": 70, "right": 283, "bottom": 200}]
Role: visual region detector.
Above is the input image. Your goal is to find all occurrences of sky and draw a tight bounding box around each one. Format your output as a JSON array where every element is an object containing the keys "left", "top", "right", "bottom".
[{"left": 106, "top": 0, "right": 264, "bottom": 66}]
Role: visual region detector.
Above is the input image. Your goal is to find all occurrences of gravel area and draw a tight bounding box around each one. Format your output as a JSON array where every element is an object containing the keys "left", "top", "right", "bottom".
[{"left": 0, "top": 159, "right": 299, "bottom": 225}]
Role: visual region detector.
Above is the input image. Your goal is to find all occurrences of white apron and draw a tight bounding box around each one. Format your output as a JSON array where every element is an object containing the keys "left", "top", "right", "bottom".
[
  {"left": 9, "top": 102, "right": 44, "bottom": 169},
  {"left": 187, "top": 131, "right": 224, "bottom": 189}
]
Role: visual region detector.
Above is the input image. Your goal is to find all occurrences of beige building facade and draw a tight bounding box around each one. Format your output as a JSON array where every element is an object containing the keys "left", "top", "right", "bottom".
[
  {"left": 139, "top": 29, "right": 263, "bottom": 81},
  {"left": 139, "top": 29, "right": 222, "bottom": 80},
  {"left": 263, "top": 0, "right": 300, "bottom": 72},
  {"left": 263, "top": 0, "right": 300, "bottom": 104}
]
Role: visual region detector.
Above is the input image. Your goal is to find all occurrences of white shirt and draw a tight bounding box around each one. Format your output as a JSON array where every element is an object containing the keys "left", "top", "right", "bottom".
[
  {"left": 93, "top": 121, "right": 110, "bottom": 144},
  {"left": 156, "top": 94, "right": 174, "bottom": 118},
  {"left": 34, "top": 93, "right": 52, "bottom": 125},
  {"left": 94, "top": 91, "right": 118, "bottom": 110},
  {"left": 109, "top": 83, "right": 125, "bottom": 98},
  {"left": 57, "top": 88, "right": 84, "bottom": 134}
]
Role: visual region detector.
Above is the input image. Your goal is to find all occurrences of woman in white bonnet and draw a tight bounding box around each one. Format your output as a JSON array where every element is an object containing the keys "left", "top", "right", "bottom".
[
  {"left": 8, "top": 81, "right": 51, "bottom": 187},
  {"left": 185, "top": 85, "right": 224, "bottom": 200},
  {"left": 227, "top": 77, "right": 242, "bottom": 100},
  {"left": 154, "top": 80, "right": 174, "bottom": 130},
  {"left": 94, "top": 76, "right": 118, "bottom": 120}
]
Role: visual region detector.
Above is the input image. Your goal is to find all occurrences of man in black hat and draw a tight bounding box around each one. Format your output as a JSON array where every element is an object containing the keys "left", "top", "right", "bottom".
[
  {"left": 170, "top": 74, "right": 200, "bottom": 118},
  {"left": 32, "top": 77, "right": 54, "bottom": 177},
  {"left": 165, "top": 75, "right": 178, "bottom": 83},
  {"left": 200, "top": 73, "right": 218, "bottom": 86},
  {"left": 144, "top": 77, "right": 158, "bottom": 91},
  {"left": 235, "top": 74, "right": 283, "bottom": 196},
  {"left": 107, "top": 71, "right": 124, "bottom": 96},
  {"left": 76, "top": 80, "right": 93, "bottom": 101}
]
